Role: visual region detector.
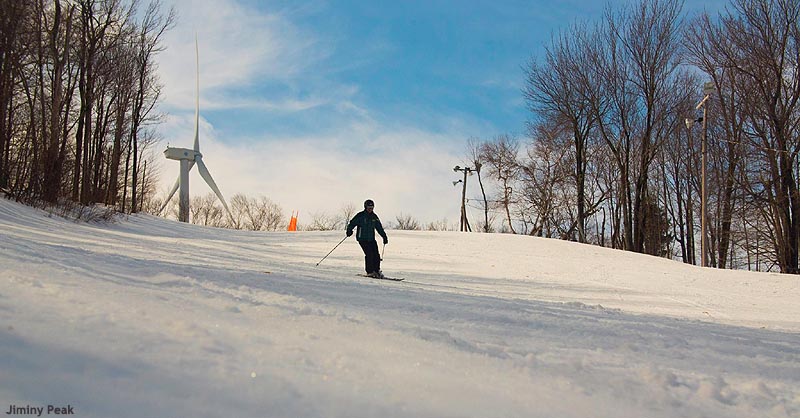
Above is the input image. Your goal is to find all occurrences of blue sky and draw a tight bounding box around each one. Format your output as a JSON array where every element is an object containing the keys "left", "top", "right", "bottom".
[
  {"left": 155, "top": 0, "right": 728, "bottom": 225},
  {"left": 214, "top": 0, "right": 603, "bottom": 137}
]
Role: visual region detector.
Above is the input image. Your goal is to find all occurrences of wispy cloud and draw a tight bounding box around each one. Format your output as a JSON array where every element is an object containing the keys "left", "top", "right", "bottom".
[
  {"left": 197, "top": 95, "right": 328, "bottom": 112},
  {"left": 154, "top": 0, "right": 501, "bottom": 224},
  {"left": 157, "top": 0, "right": 331, "bottom": 111},
  {"left": 158, "top": 114, "right": 466, "bottom": 223}
]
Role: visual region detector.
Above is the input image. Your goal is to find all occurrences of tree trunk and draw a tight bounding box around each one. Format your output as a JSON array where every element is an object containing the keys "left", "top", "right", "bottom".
[
  {"left": 107, "top": 93, "right": 128, "bottom": 207},
  {"left": 575, "top": 134, "right": 586, "bottom": 242}
]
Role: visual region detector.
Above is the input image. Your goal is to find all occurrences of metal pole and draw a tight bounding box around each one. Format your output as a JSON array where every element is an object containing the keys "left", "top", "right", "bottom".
[
  {"left": 460, "top": 169, "right": 468, "bottom": 231},
  {"left": 315, "top": 236, "right": 348, "bottom": 267},
  {"left": 179, "top": 159, "right": 190, "bottom": 223},
  {"left": 701, "top": 103, "right": 708, "bottom": 267},
  {"left": 453, "top": 165, "right": 473, "bottom": 232}
]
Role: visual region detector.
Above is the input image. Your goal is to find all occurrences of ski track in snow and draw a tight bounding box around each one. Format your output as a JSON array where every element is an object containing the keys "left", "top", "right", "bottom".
[{"left": 0, "top": 198, "right": 798, "bottom": 418}]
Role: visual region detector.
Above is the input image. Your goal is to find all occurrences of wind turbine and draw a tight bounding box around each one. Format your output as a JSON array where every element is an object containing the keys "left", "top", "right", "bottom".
[{"left": 159, "top": 38, "right": 233, "bottom": 223}]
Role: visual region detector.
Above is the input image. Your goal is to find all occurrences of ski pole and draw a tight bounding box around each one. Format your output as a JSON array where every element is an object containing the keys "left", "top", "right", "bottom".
[
  {"left": 316, "top": 236, "right": 348, "bottom": 266},
  {"left": 381, "top": 242, "right": 385, "bottom": 261}
]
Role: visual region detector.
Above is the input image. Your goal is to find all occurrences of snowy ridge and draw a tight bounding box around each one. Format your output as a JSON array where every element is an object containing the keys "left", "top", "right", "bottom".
[{"left": 0, "top": 198, "right": 798, "bottom": 418}]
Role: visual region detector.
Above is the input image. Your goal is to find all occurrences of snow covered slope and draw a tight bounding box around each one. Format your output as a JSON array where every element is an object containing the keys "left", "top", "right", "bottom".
[{"left": 0, "top": 198, "right": 798, "bottom": 417}]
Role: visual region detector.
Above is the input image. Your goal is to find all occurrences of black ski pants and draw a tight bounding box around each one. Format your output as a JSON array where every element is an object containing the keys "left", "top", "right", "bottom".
[{"left": 358, "top": 240, "right": 381, "bottom": 274}]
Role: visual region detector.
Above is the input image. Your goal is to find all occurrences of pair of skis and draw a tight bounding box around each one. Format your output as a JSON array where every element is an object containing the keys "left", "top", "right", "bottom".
[
  {"left": 357, "top": 273, "right": 404, "bottom": 282},
  {"left": 315, "top": 237, "right": 401, "bottom": 281}
]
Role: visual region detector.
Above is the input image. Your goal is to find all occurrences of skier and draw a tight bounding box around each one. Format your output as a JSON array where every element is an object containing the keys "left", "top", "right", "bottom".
[{"left": 346, "top": 199, "right": 388, "bottom": 278}]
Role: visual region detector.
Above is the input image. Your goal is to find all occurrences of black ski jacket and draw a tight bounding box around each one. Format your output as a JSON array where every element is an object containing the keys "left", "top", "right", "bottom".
[{"left": 347, "top": 210, "right": 387, "bottom": 242}]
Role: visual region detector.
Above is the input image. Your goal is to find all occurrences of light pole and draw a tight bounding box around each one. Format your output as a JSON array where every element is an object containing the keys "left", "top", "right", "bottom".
[
  {"left": 686, "top": 81, "right": 714, "bottom": 267},
  {"left": 453, "top": 165, "right": 473, "bottom": 232}
]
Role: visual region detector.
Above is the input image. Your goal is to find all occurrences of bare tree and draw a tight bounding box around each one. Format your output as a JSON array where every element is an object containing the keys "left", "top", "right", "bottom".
[
  {"left": 190, "top": 193, "right": 224, "bottom": 227},
  {"left": 0, "top": 1, "right": 30, "bottom": 191},
  {"left": 340, "top": 203, "right": 358, "bottom": 229},
  {"left": 685, "top": 12, "right": 753, "bottom": 268},
  {"left": 228, "top": 193, "right": 249, "bottom": 229},
  {"left": 659, "top": 78, "right": 700, "bottom": 264},
  {"left": 261, "top": 198, "right": 285, "bottom": 231},
  {"left": 73, "top": 0, "right": 127, "bottom": 204},
  {"left": 39, "top": 1, "right": 75, "bottom": 204},
  {"left": 425, "top": 218, "right": 451, "bottom": 231},
  {"left": 481, "top": 134, "right": 519, "bottom": 234},
  {"left": 395, "top": 213, "right": 421, "bottom": 230},
  {"left": 127, "top": 0, "right": 175, "bottom": 213},
  {"left": 0, "top": 0, "right": 174, "bottom": 215},
  {"left": 704, "top": 0, "right": 800, "bottom": 273},
  {"left": 578, "top": 0, "right": 686, "bottom": 253},
  {"left": 466, "top": 137, "right": 490, "bottom": 232},
  {"left": 524, "top": 22, "right": 599, "bottom": 242},
  {"left": 106, "top": 26, "right": 136, "bottom": 208},
  {"left": 247, "top": 195, "right": 284, "bottom": 231},
  {"left": 518, "top": 123, "right": 572, "bottom": 237},
  {"left": 307, "top": 211, "right": 339, "bottom": 231}
]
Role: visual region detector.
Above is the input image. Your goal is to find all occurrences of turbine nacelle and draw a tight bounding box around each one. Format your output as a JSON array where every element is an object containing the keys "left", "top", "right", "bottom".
[{"left": 164, "top": 147, "right": 200, "bottom": 161}]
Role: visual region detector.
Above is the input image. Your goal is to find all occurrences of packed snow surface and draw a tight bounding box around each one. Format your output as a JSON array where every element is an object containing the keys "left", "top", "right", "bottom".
[{"left": 0, "top": 198, "right": 798, "bottom": 417}]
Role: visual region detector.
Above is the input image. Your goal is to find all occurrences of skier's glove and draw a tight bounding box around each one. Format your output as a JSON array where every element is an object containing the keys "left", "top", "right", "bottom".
[
  {"left": 383, "top": 237, "right": 388, "bottom": 244},
  {"left": 346, "top": 230, "right": 353, "bottom": 237}
]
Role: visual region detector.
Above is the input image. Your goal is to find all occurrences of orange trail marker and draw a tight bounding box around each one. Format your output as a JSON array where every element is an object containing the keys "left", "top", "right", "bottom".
[{"left": 288, "top": 210, "right": 298, "bottom": 231}]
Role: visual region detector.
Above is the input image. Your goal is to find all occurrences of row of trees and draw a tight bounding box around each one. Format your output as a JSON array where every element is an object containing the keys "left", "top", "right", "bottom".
[
  {"left": 0, "top": 0, "right": 174, "bottom": 212},
  {"left": 166, "top": 194, "right": 457, "bottom": 232},
  {"left": 2, "top": 0, "right": 459, "bottom": 234},
  {"left": 148, "top": 193, "right": 285, "bottom": 231},
  {"left": 467, "top": 0, "right": 800, "bottom": 273},
  {"left": 5, "top": 0, "right": 797, "bottom": 274}
]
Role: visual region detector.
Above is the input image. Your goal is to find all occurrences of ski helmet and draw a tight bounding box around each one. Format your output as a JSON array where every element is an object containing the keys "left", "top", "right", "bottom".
[{"left": 364, "top": 199, "right": 374, "bottom": 208}]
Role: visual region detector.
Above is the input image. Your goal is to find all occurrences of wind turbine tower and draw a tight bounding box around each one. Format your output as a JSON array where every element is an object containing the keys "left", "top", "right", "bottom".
[{"left": 160, "top": 38, "right": 233, "bottom": 223}]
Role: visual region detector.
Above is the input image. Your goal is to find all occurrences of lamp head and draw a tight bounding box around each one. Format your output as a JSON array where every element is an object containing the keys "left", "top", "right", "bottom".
[
  {"left": 703, "top": 81, "right": 715, "bottom": 96},
  {"left": 685, "top": 117, "right": 704, "bottom": 130}
]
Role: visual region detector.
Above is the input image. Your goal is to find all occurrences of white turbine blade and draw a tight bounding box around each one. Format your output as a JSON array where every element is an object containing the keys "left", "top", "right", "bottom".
[
  {"left": 193, "top": 36, "right": 200, "bottom": 152},
  {"left": 158, "top": 176, "right": 181, "bottom": 215},
  {"left": 195, "top": 155, "right": 233, "bottom": 220}
]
